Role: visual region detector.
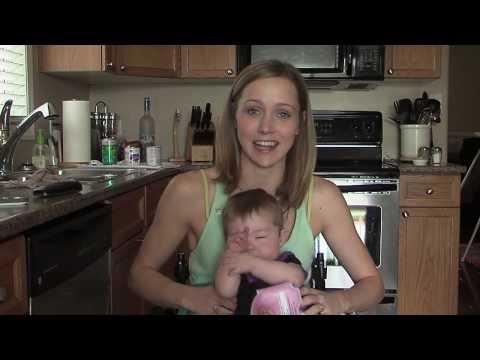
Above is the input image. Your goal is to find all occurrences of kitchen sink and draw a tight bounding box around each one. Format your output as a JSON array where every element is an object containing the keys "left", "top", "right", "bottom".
[
  {"left": 53, "top": 168, "right": 142, "bottom": 182},
  {"left": 0, "top": 167, "right": 144, "bottom": 185}
]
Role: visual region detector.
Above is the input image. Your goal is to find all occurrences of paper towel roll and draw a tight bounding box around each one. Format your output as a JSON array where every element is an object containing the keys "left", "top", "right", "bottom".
[{"left": 62, "top": 100, "right": 91, "bottom": 162}]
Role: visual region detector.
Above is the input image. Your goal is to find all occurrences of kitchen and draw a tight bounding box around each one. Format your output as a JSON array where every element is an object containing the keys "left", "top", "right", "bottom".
[{"left": 0, "top": 45, "right": 474, "bottom": 315}]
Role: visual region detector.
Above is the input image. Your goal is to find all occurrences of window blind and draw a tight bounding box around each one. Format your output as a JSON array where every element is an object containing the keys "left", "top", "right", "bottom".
[{"left": 0, "top": 45, "right": 28, "bottom": 117}]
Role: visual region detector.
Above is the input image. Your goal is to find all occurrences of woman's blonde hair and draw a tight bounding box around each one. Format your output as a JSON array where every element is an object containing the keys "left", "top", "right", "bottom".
[{"left": 215, "top": 59, "right": 316, "bottom": 209}]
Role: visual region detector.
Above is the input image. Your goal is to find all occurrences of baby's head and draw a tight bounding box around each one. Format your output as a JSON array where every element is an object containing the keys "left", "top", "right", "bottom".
[{"left": 222, "top": 189, "right": 284, "bottom": 260}]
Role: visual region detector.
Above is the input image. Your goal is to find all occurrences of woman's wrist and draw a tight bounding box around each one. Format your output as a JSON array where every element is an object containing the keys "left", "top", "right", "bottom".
[{"left": 334, "top": 290, "right": 353, "bottom": 314}]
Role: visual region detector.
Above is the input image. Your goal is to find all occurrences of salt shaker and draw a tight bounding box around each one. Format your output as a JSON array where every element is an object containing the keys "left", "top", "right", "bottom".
[{"left": 431, "top": 146, "right": 442, "bottom": 166}]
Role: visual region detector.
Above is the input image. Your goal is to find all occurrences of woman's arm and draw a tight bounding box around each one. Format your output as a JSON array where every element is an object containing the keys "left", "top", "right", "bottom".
[
  {"left": 128, "top": 171, "right": 235, "bottom": 314},
  {"left": 306, "top": 178, "right": 384, "bottom": 314}
]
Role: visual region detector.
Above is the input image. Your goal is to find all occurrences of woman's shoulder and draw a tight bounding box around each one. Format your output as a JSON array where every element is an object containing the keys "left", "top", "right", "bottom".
[
  {"left": 311, "top": 175, "right": 342, "bottom": 201},
  {"left": 166, "top": 168, "right": 219, "bottom": 198},
  {"left": 312, "top": 175, "right": 339, "bottom": 192}
]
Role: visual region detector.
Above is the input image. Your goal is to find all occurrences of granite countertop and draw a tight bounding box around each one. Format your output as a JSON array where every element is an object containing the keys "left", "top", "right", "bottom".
[
  {"left": 0, "top": 164, "right": 206, "bottom": 242},
  {"left": 398, "top": 162, "right": 467, "bottom": 175}
]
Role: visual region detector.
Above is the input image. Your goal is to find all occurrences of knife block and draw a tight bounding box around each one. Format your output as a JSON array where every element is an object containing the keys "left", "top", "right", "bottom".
[{"left": 185, "top": 124, "right": 215, "bottom": 163}]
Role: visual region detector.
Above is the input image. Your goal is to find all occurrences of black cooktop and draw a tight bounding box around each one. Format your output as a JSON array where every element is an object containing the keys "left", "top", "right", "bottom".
[{"left": 314, "top": 160, "right": 400, "bottom": 178}]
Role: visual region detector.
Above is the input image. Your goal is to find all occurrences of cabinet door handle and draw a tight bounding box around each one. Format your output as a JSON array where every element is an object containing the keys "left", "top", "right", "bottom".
[
  {"left": 120, "top": 65, "right": 126, "bottom": 71},
  {"left": 226, "top": 68, "right": 234, "bottom": 76},
  {"left": 387, "top": 68, "right": 394, "bottom": 75},
  {"left": 402, "top": 211, "right": 409, "bottom": 218},
  {"left": 0, "top": 287, "right": 7, "bottom": 303},
  {"left": 106, "top": 62, "right": 114, "bottom": 70},
  {"left": 426, "top": 188, "right": 434, "bottom": 195}
]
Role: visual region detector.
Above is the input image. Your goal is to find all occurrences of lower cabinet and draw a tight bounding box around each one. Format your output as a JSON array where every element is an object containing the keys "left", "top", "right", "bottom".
[
  {"left": 397, "top": 174, "right": 460, "bottom": 314},
  {"left": 110, "top": 175, "right": 175, "bottom": 315},
  {"left": 398, "top": 207, "right": 459, "bottom": 314},
  {"left": 110, "top": 187, "right": 146, "bottom": 315},
  {"left": 111, "top": 236, "right": 145, "bottom": 315},
  {"left": 0, "top": 235, "right": 28, "bottom": 315}
]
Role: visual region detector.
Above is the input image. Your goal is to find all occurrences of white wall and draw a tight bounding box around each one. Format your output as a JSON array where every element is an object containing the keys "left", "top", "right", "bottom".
[{"left": 90, "top": 46, "right": 450, "bottom": 161}]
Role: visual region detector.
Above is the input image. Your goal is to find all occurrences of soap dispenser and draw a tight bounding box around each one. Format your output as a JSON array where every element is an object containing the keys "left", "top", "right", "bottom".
[{"left": 32, "top": 129, "right": 49, "bottom": 169}]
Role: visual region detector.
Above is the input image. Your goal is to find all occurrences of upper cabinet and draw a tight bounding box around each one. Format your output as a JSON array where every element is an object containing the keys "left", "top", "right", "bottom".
[
  {"left": 180, "top": 45, "right": 236, "bottom": 78},
  {"left": 39, "top": 45, "right": 114, "bottom": 72},
  {"left": 39, "top": 45, "right": 235, "bottom": 80},
  {"left": 115, "top": 46, "right": 181, "bottom": 77},
  {"left": 384, "top": 45, "right": 442, "bottom": 79}
]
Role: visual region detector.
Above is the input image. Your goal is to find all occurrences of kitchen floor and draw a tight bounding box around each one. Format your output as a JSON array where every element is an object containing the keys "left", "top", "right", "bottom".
[
  {"left": 458, "top": 260, "right": 480, "bottom": 314},
  {"left": 458, "top": 214, "right": 480, "bottom": 315}
]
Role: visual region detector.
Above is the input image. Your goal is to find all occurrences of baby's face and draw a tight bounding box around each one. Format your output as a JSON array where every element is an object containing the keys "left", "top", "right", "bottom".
[{"left": 226, "top": 210, "right": 282, "bottom": 260}]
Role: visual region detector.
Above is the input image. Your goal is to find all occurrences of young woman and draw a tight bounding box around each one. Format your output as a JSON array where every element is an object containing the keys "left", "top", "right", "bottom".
[{"left": 129, "top": 59, "right": 384, "bottom": 315}]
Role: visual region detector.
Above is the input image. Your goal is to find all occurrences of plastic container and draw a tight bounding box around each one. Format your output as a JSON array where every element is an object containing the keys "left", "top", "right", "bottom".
[
  {"left": 400, "top": 124, "right": 431, "bottom": 161},
  {"left": 32, "top": 129, "right": 49, "bottom": 169}
]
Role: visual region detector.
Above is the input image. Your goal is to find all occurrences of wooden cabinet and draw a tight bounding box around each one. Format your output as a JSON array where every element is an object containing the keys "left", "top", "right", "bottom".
[
  {"left": 39, "top": 45, "right": 114, "bottom": 72},
  {"left": 39, "top": 45, "right": 236, "bottom": 79},
  {"left": 110, "top": 187, "right": 145, "bottom": 314},
  {"left": 115, "top": 46, "right": 181, "bottom": 77},
  {"left": 181, "top": 45, "right": 237, "bottom": 78},
  {"left": 398, "top": 175, "right": 460, "bottom": 314},
  {"left": 385, "top": 45, "right": 442, "bottom": 79},
  {"left": 109, "top": 175, "right": 175, "bottom": 315},
  {"left": 111, "top": 187, "right": 145, "bottom": 250},
  {"left": 145, "top": 176, "right": 172, "bottom": 227},
  {"left": 0, "top": 235, "right": 28, "bottom": 315},
  {"left": 111, "top": 235, "right": 145, "bottom": 315}
]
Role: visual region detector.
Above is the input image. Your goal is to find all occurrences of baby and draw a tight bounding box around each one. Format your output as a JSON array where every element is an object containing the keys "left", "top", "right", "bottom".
[{"left": 214, "top": 188, "right": 305, "bottom": 315}]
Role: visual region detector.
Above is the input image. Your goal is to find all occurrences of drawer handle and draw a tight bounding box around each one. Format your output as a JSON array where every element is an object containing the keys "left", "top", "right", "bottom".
[
  {"left": 0, "top": 287, "right": 7, "bottom": 303},
  {"left": 402, "top": 211, "right": 409, "bottom": 219},
  {"left": 426, "top": 188, "right": 434, "bottom": 195}
]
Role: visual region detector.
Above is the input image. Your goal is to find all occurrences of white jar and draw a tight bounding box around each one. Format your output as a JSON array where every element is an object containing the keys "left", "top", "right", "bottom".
[{"left": 400, "top": 124, "right": 431, "bottom": 160}]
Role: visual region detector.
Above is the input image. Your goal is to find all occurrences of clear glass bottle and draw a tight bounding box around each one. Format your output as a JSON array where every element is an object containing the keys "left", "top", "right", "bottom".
[
  {"left": 32, "top": 129, "right": 49, "bottom": 169},
  {"left": 138, "top": 97, "right": 156, "bottom": 162}
]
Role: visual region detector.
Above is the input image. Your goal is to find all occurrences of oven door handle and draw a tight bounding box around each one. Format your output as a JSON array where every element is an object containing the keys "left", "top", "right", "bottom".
[{"left": 338, "top": 184, "right": 398, "bottom": 193}]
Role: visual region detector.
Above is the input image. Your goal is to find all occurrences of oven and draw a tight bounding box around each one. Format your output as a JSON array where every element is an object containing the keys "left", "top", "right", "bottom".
[{"left": 311, "top": 110, "right": 399, "bottom": 314}]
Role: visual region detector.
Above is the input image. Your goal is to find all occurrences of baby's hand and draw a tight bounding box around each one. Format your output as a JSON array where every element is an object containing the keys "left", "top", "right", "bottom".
[{"left": 223, "top": 251, "right": 256, "bottom": 275}]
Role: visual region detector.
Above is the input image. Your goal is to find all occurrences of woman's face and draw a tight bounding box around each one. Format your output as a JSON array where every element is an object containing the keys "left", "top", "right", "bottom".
[{"left": 235, "top": 77, "right": 301, "bottom": 170}]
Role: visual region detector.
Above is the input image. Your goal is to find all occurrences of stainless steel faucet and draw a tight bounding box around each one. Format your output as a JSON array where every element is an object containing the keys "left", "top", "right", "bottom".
[
  {"left": 0, "top": 99, "right": 13, "bottom": 146},
  {"left": 0, "top": 100, "right": 58, "bottom": 180}
]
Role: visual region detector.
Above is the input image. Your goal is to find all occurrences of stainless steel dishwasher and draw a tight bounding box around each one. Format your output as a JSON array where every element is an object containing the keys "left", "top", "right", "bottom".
[{"left": 25, "top": 202, "right": 112, "bottom": 315}]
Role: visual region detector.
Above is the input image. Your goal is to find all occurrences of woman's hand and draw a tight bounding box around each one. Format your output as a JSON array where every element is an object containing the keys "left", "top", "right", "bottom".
[
  {"left": 188, "top": 285, "right": 237, "bottom": 315},
  {"left": 300, "top": 287, "right": 348, "bottom": 315}
]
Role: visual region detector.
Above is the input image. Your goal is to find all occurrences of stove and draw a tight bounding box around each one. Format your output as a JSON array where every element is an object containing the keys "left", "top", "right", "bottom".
[
  {"left": 313, "top": 110, "right": 399, "bottom": 178},
  {"left": 311, "top": 110, "right": 399, "bottom": 314}
]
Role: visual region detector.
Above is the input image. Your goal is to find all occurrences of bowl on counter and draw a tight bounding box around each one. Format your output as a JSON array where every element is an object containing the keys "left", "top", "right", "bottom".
[{"left": 412, "top": 159, "right": 429, "bottom": 166}]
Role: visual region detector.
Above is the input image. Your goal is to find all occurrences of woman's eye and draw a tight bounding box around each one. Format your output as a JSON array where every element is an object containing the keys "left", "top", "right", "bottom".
[
  {"left": 255, "top": 235, "right": 266, "bottom": 239},
  {"left": 247, "top": 107, "right": 260, "bottom": 116},
  {"left": 277, "top": 111, "right": 290, "bottom": 119}
]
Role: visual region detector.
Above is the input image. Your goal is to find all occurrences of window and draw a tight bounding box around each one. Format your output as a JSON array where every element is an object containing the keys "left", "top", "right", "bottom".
[{"left": 0, "top": 45, "right": 28, "bottom": 117}]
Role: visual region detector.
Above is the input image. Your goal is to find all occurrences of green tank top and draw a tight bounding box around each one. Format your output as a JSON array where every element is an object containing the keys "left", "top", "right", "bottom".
[
  {"left": 189, "top": 170, "right": 315, "bottom": 286},
  {"left": 177, "top": 170, "right": 315, "bottom": 315}
]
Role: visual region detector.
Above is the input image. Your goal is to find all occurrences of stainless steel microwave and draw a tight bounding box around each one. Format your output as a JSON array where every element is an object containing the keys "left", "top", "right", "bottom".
[{"left": 237, "top": 45, "right": 385, "bottom": 81}]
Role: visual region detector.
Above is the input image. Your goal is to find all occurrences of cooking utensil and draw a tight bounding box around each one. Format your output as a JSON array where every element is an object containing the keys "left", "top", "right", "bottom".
[
  {"left": 414, "top": 91, "right": 429, "bottom": 123},
  {"left": 397, "top": 98, "right": 413, "bottom": 124}
]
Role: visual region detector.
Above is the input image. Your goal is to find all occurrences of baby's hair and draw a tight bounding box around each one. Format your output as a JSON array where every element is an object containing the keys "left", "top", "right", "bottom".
[{"left": 222, "top": 189, "right": 283, "bottom": 238}]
